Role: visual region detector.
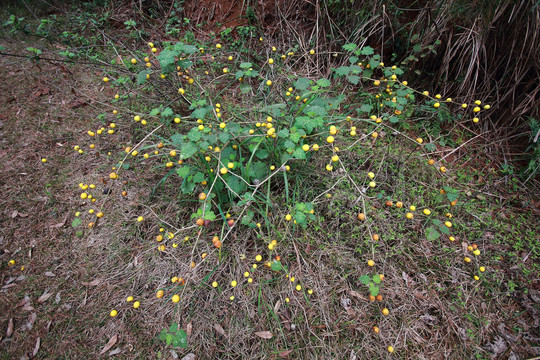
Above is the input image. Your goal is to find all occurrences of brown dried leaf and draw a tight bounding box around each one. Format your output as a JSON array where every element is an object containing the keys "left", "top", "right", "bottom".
[
  {"left": 349, "top": 290, "right": 367, "bottom": 301},
  {"left": 214, "top": 323, "right": 225, "bottom": 336},
  {"left": 99, "top": 334, "right": 118, "bottom": 355},
  {"left": 274, "top": 300, "right": 281, "bottom": 314},
  {"left": 254, "top": 331, "right": 273, "bottom": 339},
  {"left": 181, "top": 354, "right": 196, "bottom": 360},
  {"left": 278, "top": 350, "right": 293, "bottom": 358},
  {"left": 27, "top": 312, "right": 37, "bottom": 330},
  {"left": 6, "top": 318, "right": 14, "bottom": 337},
  {"left": 82, "top": 279, "right": 100, "bottom": 286},
  {"left": 186, "top": 321, "right": 192, "bottom": 337},
  {"left": 15, "top": 296, "right": 31, "bottom": 309},
  {"left": 44, "top": 272, "right": 56, "bottom": 277},
  {"left": 49, "top": 214, "right": 68, "bottom": 229},
  {"left": 38, "top": 291, "right": 53, "bottom": 303},
  {"left": 32, "top": 337, "right": 40, "bottom": 357},
  {"left": 108, "top": 348, "right": 121, "bottom": 356}
]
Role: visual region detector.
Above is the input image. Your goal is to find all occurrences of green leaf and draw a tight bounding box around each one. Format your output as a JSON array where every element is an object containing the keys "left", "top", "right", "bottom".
[
  {"left": 218, "top": 132, "right": 231, "bottom": 143},
  {"left": 261, "top": 103, "right": 286, "bottom": 117},
  {"left": 294, "top": 77, "right": 311, "bottom": 91},
  {"left": 240, "top": 83, "right": 251, "bottom": 94},
  {"left": 166, "top": 333, "right": 173, "bottom": 346},
  {"left": 270, "top": 260, "right": 282, "bottom": 271},
  {"left": 369, "top": 59, "right": 380, "bottom": 69},
  {"left": 161, "top": 107, "right": 173, "bottom": 118},
  {"left": 334, "top": 66, "right": 350, "bottom": 76},
  {"left": 360, "top": 46, "right": 374, "bottom": 55},
  {"left": 359, "top": 104, "right": 373, "bottom": 113},
  {"left": 180, "top": 142, "right": 198, "bottom": 159},
  {"left": 239, "top": 62, "right": 252, "bottom": 69},
  {"left": 241, "top": 211, "right": 254, "bottom": 225},
  {"left": 192, "top": 172, "right": 205, "bottom": 183},
  {"left": 295, "top": 116, "right": 323, "bottom": 134},
  {"left": 425, "top": 227, "right": 441, "bottom": 241},
  {"left": 316, "top": 78, "right": 331, "bottom": 87},
  {"left": 182, "top": 44, "right": 198, "bottom": 54},
  {"left": 255, "top": 148, "right": 269, "bottom": 159},
  {"left": 137, "top": 70, "right": 150, "bottom": 85},
  {"left": 248, "top": 161, "right": 267, "bottom": 180},
  {"left": 347, "top": 75, "right": 360, "bottom": 85},
  {"left": 342, "top": 43, "right": 356, "bottom": 51},
  {"left": 201, "top": 210, "right": 216, "bottom": 221},
  {"left": 359, "top": 275, "right": 371, "bottom": 285},
  {"left": 389, "top": 116, "right": 399, "bottom": 123},
  {"left": 439, "top": 225, "right": 450, "bottom": 235},
  {"left": 292, "top": 147, "right": 306, "bottom": 160},
  {"left": 191, "top": 107, "right": 207, "bottom": 119},
  {"left": 187, "top": 128, "right": 202, "bottom": 141},
  {"left": 227, "top": 176, "right": 247, "bottom": 195},
  {"left": 369, "top": 283, "right": 380, "bottom": 296},
  {"left": 303, "top": 105, "right": 326, "bottom": 117},
  {"left": 159, "top": 329, "right": 168, "bottom": 341},
  {"left": 171, "top": 329, "right": 187, "bottom": 348},
  {"left": 171, "top": 133, "right": 184, "bottom": 146},
  {"left": 71, "top": 217, "right": 82, "bottom": 228},
  {"left": 278, "top": 128, "right": 290, "bottom": 138},
  {"left": 235, "top": 70, "right": 244, "bottom": 80},
  {"left": 157, "top": 49, "right": 176, "bottom": 73},
  {"left": 372, "top": 274, "right": 381, "bottom": 284},
  {"left": 177, "top": 59, "right": 193, "bottom": 69},
  {"left": 294, "top": 212, "right": 307, "bottom": 228},
  {"left": 169, "top": 323, "right": 179, "bottom": 333},
  {"left": 176, "top": 166, "right": 190, "bottom": 178}
]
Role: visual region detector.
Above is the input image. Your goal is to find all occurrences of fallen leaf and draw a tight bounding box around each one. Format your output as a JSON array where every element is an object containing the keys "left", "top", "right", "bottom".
[
  {"left": 6, "top": 318, "right": 13, "bottom": 337},
  {"left": 38, "top": 290, "right": 53, "bottom": 303},
  {"left": 22, "top": 305, "right": 35, "bottom": 312},
  {"left": 254, "top": 331, "right": 273, "bottom": 339},
  {"left": 108, "top": 348, "right": 122, "bottom": 356},
  {"left": 44, "top": 272, "right": 56, "bottom": 277},
  {"left": 55, "top": 292, "right": 61, "bottom": 304},
  {"left": 274, "top": 300, "right": 281, "bottom": 314},
  {"left": 349, "top": 290, "right": 367, "bottom": 301},
  {"left": 214, "top": 323, "right": 225, "bottom": 336},
  {"left": 82, "top": 279, "right": 100, "bottom": 286},
  {"left": 15, "top": 296, "right": 31, "bottom": 309},
  {"left": 32, "top": 337, "right": 40, "bottom": 357},
  {"left": 11, "top": 210, "right": 18, "bottom": 218},
  {"left": 27, "top": 313, "right": 37, "bottom": 330},
  {"left": 99, "top": 334, "right": 118, "bottom": 355},
  {"left": 49, "top": 215, "right": 68, "bottom": 229},
  {"left": 181, "top": 353, "right": 196, "bottom": 360},
  {"left": 278, "top": 350, "right": 293, "bottom": 358},
  {"left": 186, "top": 321, "right": 192, "bottom": 336}
]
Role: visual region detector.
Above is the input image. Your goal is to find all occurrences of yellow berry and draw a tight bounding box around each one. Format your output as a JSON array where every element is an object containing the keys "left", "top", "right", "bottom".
[{"left": 110, "top": 310, "right": 118, "bottom": 317}]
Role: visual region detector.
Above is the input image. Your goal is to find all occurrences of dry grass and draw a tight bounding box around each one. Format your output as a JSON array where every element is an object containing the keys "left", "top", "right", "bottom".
[{"left": 1, "top": 4, "right": 540, "bottom": 360}]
